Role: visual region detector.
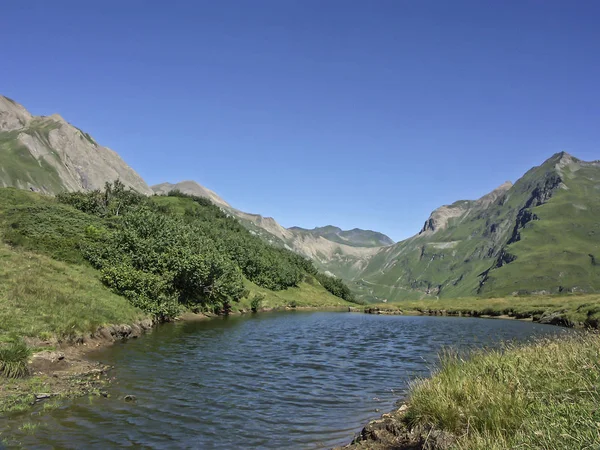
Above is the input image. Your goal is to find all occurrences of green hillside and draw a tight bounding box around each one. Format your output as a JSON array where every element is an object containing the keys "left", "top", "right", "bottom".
[
  {"left": 354, "top": 153, "right": 600, "bottom": 301},
  {"left": 0, "top": 186, "right": 354, "bottom": 342}
]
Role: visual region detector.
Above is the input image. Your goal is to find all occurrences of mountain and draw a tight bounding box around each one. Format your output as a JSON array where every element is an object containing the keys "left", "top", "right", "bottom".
[
  {"left": 149, "top": 184, "right": 393, "bottom": 278},
  {"left": 0, "top": 93, "right": 388, "bottom": 280},
  {"left": 289, "top": 225, "right": 394, "bottom": 247},
  {"left": 3, "top": 95, "right": 598, "bottom": 302},
  {"left": 0, "top": 95, "right": 151, "bottom": 195},
  {"left": 353, "top": 152, "right": 600, "bottom": 301}
]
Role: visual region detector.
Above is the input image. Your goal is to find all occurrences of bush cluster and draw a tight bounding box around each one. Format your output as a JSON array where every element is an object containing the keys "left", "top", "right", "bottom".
[{"left": 52, "top": 182, "right": 357, "bottom": 318}]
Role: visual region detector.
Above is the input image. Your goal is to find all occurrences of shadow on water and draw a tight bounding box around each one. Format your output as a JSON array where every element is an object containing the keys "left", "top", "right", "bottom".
[{"left": 1, "top": 312, "right": 571, "bottom": 449}]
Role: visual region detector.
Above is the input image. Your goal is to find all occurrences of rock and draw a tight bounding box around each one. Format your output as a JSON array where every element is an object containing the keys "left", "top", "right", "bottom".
[
  {"left": 537, "top": 311, "right": 574, "bottom": 327},
  {"left": 124, "top": 395, "right": 137, "bottom": 402},
  {"left": 30, "top": 351, "right": 68, "bottom": 372},
  {"left": 35, "top": 393, "right": 52, "bottom": 402}
]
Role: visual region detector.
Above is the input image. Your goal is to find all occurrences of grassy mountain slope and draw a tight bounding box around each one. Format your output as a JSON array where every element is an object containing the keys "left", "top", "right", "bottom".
[
  {"left": 355, "top": 153, "right": 600, "bottom": 301},
  {"left": 151, "top": 181, "right": 230, "bottom": 208},
  {"left": 150, "top": 183, "right": 391, "bottom": 281},
  {"left": 0, "top": 186, "right": 352, "bottom": 344},
  {"left": 0, "top": 95, "right": 151, "bottom": 195},
  {"left": 0, "top": 189, "right": 147, "bottom": 341},
  {"left": 481, "top": 156, "right": 600, "bottom": 295}
]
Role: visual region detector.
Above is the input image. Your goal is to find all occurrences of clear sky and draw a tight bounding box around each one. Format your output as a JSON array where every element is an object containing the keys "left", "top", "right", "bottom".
[{"left": 2, "top": 1, "right": 599, "bottom": 241}]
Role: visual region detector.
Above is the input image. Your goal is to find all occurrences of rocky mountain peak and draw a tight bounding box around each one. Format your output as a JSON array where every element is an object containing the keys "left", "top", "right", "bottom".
[
  {"left": 0, "top": 95, "right": 33, "bottom": 131},
  {"left": 420, "top": 181, "right": 515, "bottom": 235},
  {"left": 475, "top": 181, "right": 513, "bottom": 208},
  {"left": 0, "top": 94, "right": 152, "bottom": 195}
]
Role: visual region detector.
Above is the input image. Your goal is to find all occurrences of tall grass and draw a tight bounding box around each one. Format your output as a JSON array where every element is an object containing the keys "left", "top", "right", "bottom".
[
  {"left": 0, "top": 339, "right": 31, "bottom": 379},
  {"left": 405, "top": 333, "right": 600, "bottom": 449}
]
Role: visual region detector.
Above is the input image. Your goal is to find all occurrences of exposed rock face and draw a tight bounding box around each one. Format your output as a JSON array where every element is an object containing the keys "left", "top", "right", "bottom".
[
  {"left": 0, "top": 95, "right": 152, "bottom": 195},
  {"left": 289, "top": 225, "right": 394, "bottom": 247},
  {"left": 0, "top": 96, "right": 33, "bottom": 131},
  {"left": 419, "top": 181, "right": 513, "bottom": 236}
]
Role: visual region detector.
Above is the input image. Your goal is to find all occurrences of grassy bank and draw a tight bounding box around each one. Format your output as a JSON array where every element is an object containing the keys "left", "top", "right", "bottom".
[
  {"left": 344, "top": 332, "right": 600, "bottom": 450},
  {"left": 366, "top": 293, "right": 600, "bottom": 328},
  {"left": 235, "top": 279, "right": 353, "bottom": 312},
  {"left": 0, "top": 243, "right": 147, "bottom": 342},
  {"left": 404, "top": 332, "right": 600, "bottom": 449},
  {"left": 0, "top": 242, "right": 148, "bottom": 414}
]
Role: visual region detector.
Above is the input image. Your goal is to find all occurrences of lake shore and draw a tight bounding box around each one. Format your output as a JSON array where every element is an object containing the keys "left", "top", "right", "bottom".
[
  {"left": 338, "top": 331, "right": 600, "bottom": 449},
  {"left": 3, "top": 295, "right": 596, "bottom": 415},
  {"left": 3, "top": 296, "right": 599, "bottom": 448},
  {"left": 351, "top": 293, "right": 600, "bottom": 330},
  {"left": 0, "top": 318, "right": 154, "bottom": 414},
  {"left": 0, "top": 305, "right": 349, "bottom": 415}
]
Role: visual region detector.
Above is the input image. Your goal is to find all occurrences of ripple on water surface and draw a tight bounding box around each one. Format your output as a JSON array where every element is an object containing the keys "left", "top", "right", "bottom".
[{"left": 2, "top": 312, "right": 569, "bottom": 449}]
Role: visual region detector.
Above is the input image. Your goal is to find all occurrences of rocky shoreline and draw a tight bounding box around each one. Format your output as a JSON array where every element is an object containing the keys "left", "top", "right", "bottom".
[
  {"left": 334, "top": 403, "right": 456, "bottom": 450},
  {"left": 1, "top": 318, "right": 155, "bottom": 414},
  {"left": 5, "top": 306, "right": 346, "bottom": 414}
]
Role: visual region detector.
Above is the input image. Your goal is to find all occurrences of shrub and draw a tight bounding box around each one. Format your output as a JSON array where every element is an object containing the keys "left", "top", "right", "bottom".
[
  {"left": 0, "top": 339, "right": 31, "bottom": 379},
  {"left": 250, "top": 293, "right": 265, "bottom": 312}
]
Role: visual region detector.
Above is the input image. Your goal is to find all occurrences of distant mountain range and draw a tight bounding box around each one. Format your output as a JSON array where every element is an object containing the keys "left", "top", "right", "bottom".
[
  {"left": 147, "top": 180, "right": 389, "bottom": 276},
  {"left": 1, "top": 94, "right": 599, "bottom": 300}
]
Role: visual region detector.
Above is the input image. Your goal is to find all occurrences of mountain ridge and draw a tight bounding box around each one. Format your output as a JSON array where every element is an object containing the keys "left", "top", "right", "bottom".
[
  {"left": 2, "top": 94, "right": 599, "bottom": 302},
  {"left": 352, "top": 151, "right": 600, "bottom": 301},
  {"left": 149, "top": 181, "right": 392, "bottom": 276},
  {"left": 0, "top": 95, "right": 152, "bottom": 195}
]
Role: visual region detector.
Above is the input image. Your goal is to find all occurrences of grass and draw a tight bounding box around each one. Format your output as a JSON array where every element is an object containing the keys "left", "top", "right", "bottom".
[
  {"left": 0, "top": 242, "right": 147, "bottom": 341},
  {"left": 404, "top": 332, "right": 600, "bottom": 449},
  {"left": 355, "top": 154, "right": 600, "bottom": 302},
  {"left": 0, "top": 188, "right": 147, "bottom": 341},
  {"left": 0, "top": 375, "right": 50, "bottom": 414},
  {"left": 233, "top": 278, "right": 353, "bottom": 312},
  {"left": 18, "top": 422, "right": 40, "bottom": 434},
  {"left": 368, "top": 293, "right": 600, "bottom": 328},
  {"left": 0, "top": 339, "right": 31, "bottom": 379}
]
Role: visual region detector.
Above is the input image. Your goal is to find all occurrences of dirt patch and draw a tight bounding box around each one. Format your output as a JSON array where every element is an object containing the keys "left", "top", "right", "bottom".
[{"left": 1, "top": 318, "right": 154, "bottom": 413}]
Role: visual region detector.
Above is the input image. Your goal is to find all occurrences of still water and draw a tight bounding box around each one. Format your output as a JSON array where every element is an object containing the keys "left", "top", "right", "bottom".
[{"left": 2, "top": 312, "right": 569, "bottom": 449}]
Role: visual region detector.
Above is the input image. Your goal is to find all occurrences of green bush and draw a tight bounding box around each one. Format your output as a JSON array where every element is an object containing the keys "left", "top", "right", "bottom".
[
  {"left": 315, "top": 273, "right": 356, "bottom": 302},
  {"left": 0, "top": 339, "right": 31, "bottom": 379},
  {"left": 250, "top": 293, "right": 265, "bottom": 312},
  {"left": 0, "top": 182, "right": 359, "bottom": 319}
]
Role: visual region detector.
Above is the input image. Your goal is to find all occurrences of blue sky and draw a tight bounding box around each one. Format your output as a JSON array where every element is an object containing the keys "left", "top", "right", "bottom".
[{"left": 2, "top": 1, "right": 599, "bottom": 241}]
